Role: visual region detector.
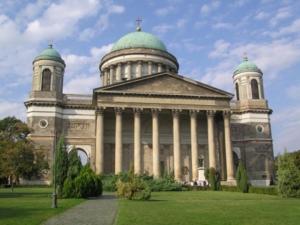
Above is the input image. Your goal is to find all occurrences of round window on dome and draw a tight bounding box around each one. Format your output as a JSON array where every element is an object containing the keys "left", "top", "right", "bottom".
[{"left": 39, "top": 119, "right": 48, "bottom": 129}]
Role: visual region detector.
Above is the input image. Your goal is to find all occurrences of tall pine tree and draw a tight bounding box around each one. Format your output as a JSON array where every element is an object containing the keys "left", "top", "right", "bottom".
[
  {"left": 54, "top": 135, "right": 68, "bottom": 197},
  {"left": 236, "top": 160, "right": 249, "bottom": 193}
]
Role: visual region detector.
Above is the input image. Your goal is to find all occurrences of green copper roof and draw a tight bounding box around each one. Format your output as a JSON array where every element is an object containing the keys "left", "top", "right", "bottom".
[
  {"left": 233, "top": 56, "right": 262, "bottom": 75},
  {"left": 34, "top": 44, "right": 65, "bottom": 65},
  {"left": 111, "top": 28, "right": 167, "bottom": 52}
]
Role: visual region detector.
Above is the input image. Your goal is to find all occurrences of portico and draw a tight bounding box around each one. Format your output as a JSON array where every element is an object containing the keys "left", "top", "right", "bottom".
[{"left": 94, "top": 72, "right": 235, "bottom": 183}]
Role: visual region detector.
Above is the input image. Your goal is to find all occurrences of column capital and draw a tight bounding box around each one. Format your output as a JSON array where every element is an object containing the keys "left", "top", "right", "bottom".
[
  {"left": 207, "top": 110, "right": 216, "bottom": 117},
  {"left": 127, "top": 61, "right": 131, "bottom": 65},
  {"left": 189, "top": 109, "right": 200, "bottom": 116},
  {"left": 223, "top": 110, "right": 231, "bottom": 118},
  {"left": 114, "top": 107, "right": 124, "bottom": 114},
  {"left": 172, "top": 109, "right": 182, "bottom": 116},
  {"left": 148, "top": 61, "right": 153, "bottom": 65},
  {"left": 133, "top": 108, "right": 143, "bottom": 114},
  {"left": 109, "top": 65, "right": 114, "bottom": 69},
  {"left": 137, "top": 60, "right": 142, "bottom": 65},
  {"left": 95, "top": 107, "right": 105, "bottom": 115},
  {"left": 151, "top": 108, "right": 161, "bottom": 114}
]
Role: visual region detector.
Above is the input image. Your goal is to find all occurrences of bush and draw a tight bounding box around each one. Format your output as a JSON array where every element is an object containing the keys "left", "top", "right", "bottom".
[
  {"left": 101, "top": 174, "right": 118, "bottom": 192},
  {"left": 236, "top": 161, "right": 249, "bottom": 193},
  {"left": 249, "top": 186, "right": 278, "bottom": 196},
  {"left": 277, "top": 152, "right": 300, "bottom": 198},
  {"left": 221, "top": 185, "right": 239, "bottom": 192},
  {"left": 62, "top": 177, "right": 76, "bottom": 198},
  {"left": 74, "top": 166, "right": 103, "bottom": 198},
  {"left": 148, "top": 178, "right": 182, "bottom": 191},
  {"left": 207, "top": 167, "right": 221, "bottom": 191},
  {"left": 116, "top": 170, "right": 151, "bottom": 200}
]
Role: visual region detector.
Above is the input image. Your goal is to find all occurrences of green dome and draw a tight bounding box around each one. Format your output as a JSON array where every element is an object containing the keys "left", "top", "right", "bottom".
[
  {"left": 111, "top": 29, "right": 167, "bottom": 52},
  {"left": 34, "top": 44, "right": 65, "bottom": 65},
  {"left": 234, "top": 56, "right": 262, "bottom": 75}
]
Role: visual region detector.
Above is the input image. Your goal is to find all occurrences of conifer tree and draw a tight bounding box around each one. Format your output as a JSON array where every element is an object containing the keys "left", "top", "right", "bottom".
[
  {"left": 236, "top": 160, "right": 249, "bottom": 193},
  {"left": 54, "top": 135, "right": 68, "bottom": 197}
]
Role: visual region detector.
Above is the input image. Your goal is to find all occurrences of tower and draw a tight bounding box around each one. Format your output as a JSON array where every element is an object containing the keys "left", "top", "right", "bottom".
[
  {"left": 25, "top": 44, "right": 66, "bottom": 184},
  {"left": 231, "top": 56, "right": 274, "bottom": 186}
]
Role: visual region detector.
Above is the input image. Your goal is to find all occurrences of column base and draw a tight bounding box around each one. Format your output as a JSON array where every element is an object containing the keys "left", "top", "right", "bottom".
[{"left": 221, "top": 178, "right": 237, "bottom": 186}]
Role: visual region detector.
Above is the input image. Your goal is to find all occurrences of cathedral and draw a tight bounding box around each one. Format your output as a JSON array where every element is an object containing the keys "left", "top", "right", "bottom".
[{"left": 25, "top": 25, "right": 274, "bottom": 186}]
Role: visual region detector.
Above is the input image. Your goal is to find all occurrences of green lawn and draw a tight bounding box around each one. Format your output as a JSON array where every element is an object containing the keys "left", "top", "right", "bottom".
[
  {"left": 115, "top": 191, "right": 300, "bottom": 225},
  {"left": 0, "top": 187, "right": 83, "bottom": 225}
]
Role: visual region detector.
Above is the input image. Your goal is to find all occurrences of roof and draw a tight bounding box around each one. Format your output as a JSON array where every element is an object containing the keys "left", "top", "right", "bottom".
[
  {"left": 33, "top": 44, "right": 65, "bottom": 65},
  {"left": 111, "top": 29, "right": 167, "bottom": 52},
  {"left": 233, "top": 56, "right": 262, "bottom": 76}
]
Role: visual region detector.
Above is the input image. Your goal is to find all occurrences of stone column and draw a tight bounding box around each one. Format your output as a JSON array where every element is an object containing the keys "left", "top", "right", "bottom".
[
  {"left": 152, "top": 109, "right": 160, "bottom": 178},
  {"left": 165, "top": 65, "right": 170, "bottom": 72},
  {"left": 133, "top": 108, "right": 142, "bottom": 174},
  {"left": 116, "top": 63, "right": 121, "bottom": 82},
  {"left": 207, "top": 110, "right": 216, "bottom": 169},
  {"left": 137, "top": 61, "right": 142, "bottom": 78},
  {"left": 103, "top": 69, "right": 108, "bottom": 86},
  {"left": 95, "top": 108, "right": 104, "bottom": 174},
  {"left": 223, "top": 111, "right": 235, "bottom": 181},
  {"left": 115, "top": 108, "right": 123, "bottom": 174},
  {"left": 172, "top": 109, "right": 181, "bottom": 181},
  {"left": 126, "top": 62, "right": 131, "bottom": 80},
  {"left": 148, "top": 61, "right": 153, "bottom": 75},
  {"left": 158, "top": 63, "right": 162, "bottom": 73},
  {"left": 190, "top": 110, "right": 198, "bottom": 181},
  {"left": 109, "top": 65, "right": 114, "bottom": 84}
]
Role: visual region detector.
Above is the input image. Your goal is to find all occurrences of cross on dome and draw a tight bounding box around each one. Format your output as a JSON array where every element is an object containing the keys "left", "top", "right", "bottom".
[{"left": 136, "top": 17, "right": 142, "bottom": 31}]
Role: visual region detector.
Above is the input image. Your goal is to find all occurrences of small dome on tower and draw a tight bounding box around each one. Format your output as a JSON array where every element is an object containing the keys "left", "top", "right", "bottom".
[
  {"left": 111, "top": 29, "right": 167, "bottom": 52},
  {"left": 34, "top": 44, "right": 65, "bottom": 65},
  {"left": 233, "top": 56, "right": 262, "bottom": 76}
]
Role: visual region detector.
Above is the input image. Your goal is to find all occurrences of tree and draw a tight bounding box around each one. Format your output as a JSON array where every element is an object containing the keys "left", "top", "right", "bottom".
[
  {"left": 0, "top": 117, "right": 48, "bottom": 191},
  {"left": 236, "top": 161, "right": 249, "bottom": 193},
  {"left": 206, "top": 167, "right": 221, "bottom": 191},
  {"left": 54, "top": 136, "right": 68, "bottom": 197},
  {"left": 67, "top": 148, "right": 82, "bottom": 179},
  {"left": 277, "top": 151, "right": 300, "bottom": 198}
]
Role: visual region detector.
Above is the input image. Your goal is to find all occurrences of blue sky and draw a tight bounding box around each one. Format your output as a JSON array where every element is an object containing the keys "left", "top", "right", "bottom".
[{"left": 0, "top": 0, "right": 300, "bottom": 155}]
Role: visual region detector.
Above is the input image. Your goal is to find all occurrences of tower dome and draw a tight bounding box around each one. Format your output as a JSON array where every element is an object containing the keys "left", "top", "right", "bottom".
[
  {"left": 111, "top": 30, "right": 167, "bottom": 52},
  {"left": 33, "top": 44, "right": 65, "bottom": 65},
  {"left": 233, "top": 56, "right": 262, "bottom": 76}
]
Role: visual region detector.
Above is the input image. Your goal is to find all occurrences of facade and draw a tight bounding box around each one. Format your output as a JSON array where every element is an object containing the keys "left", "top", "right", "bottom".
[{"left": 25, "top": 27, "right": 274, "bottom": 186}]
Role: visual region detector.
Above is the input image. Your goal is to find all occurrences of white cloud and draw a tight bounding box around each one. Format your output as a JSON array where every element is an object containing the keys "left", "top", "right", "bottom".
[
  {"left": 209, "top": 40, "right": 231, "bottom": 58},
  {"left": 255, "top": 11, "right": 270, "bottom": 20},
  {"left": 272, "top": 106, "right": 300, "bottom": 153},
  {"left": 152, "top": 24, "right": 174, "bottom": 34},
  {"left": 155, "top": 5, "right": 175, "bottom": 16},
  {"left": 176, "top": 19, "right": 187, "bottom": 28},
  {"left": 270, "top": 18, "right": 300, "bottom": 38},
  {"left": 63, "top": 44, "right": 113, "bottom": 93},
  {"left": 286, "top": 84, "right": 300, "bottom": 99},
  {"left": 24, "top": 0, "right": 101, "bottom": 43},
  {"left": 0, "top": 100, "right": 26, "bottom": 120},
  {"left": 200, "top": 1, "right": 220, "bottom": 15},
  {"left": 212, "top": 22, "right": 233, "bottom": 30},
  {"left": 269, "top": 6, "right": 292, "bottom": 27}
]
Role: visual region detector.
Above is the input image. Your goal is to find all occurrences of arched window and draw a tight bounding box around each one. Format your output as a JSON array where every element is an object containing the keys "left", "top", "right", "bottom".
[
  {"left": 251, "top": 79, "right": 259, "bottom": 99},
  {"left": 70, "top": 148, "right": 89, "bottom": 166},
  {"left": 235, "top": 83, "right": 240, "bottom": 100},
  {"left": 41, "top": 69, "right": 51, "bottom": 91}
]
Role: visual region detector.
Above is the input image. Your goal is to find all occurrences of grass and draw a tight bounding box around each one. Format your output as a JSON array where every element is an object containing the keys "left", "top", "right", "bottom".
[
  {"left": 0, "top": 187, "right": 84, "bottom": 225},
  {"left": 115, "top": 191, "right": 300, "bottom": 225}
]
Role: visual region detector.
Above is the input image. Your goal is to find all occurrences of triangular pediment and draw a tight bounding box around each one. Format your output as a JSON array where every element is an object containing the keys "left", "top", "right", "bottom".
[{"left": 94, "top": 73, "right": 233, "bottom": 98}]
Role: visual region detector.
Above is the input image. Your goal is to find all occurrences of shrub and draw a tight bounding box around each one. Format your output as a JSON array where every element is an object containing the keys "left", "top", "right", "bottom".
[
  {"left": 277, "top": 152, "right": 300, "bottom": 198},
  {"left": 221, "top": 185, "right": 239, "bottom": 192},
  {"left": 74, "top": 166, "right": 103, "bottom": 198},
  {"left": 101, "top": 174, "right": 118, "bottom": 192},
  {"left": 148, "top": 178, "right": 182, "bottom": 191},
  {"left": 116, "top": 171, "right": 151, "bottom": 200},
  {"left": 236, "top": 161, "right": 249, "bottom": 193},
  {"left": 207, "top": 167, "right": 221, "bottom": 191},
  {"left": 62, "top": 177, "right": 76, "bottom": 198},
  {"left": 249, "top": 186, "right": 278, "bottom": 196},
  {"left": 67, "top": 148, "right": 82, "bottom": 179}
]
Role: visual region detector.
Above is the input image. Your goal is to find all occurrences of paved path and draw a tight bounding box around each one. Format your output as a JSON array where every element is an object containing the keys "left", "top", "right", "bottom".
[{"left": 43, "top": 193, "right": 117, "bottom": 225}]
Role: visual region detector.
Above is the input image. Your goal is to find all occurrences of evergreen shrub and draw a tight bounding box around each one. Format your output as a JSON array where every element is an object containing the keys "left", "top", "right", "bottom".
[{"left": 236, "top": 161, "right": 249, "bottom": 193}]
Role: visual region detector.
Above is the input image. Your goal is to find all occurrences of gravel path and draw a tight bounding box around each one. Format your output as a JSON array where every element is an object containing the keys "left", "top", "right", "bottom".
[{"left": 43, "top": 193, "right": 117, "bottom": 225}]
